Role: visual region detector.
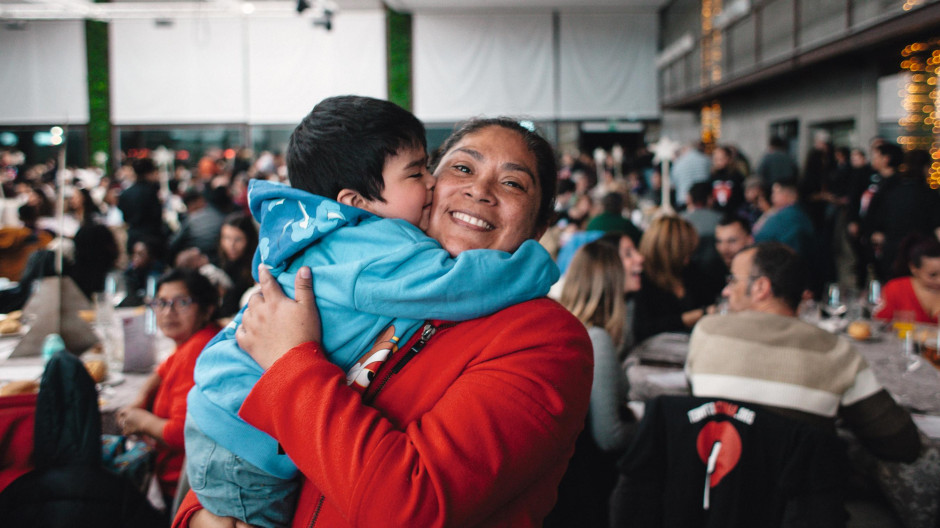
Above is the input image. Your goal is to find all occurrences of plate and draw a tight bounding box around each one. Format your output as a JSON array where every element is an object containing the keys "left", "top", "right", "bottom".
[{"left": 0, "top": 324, "right": 29, "bottom": 339}]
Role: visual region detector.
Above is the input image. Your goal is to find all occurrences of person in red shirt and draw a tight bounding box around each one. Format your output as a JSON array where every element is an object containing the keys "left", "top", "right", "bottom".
[
  {"left": 117, "top": 268, "right": 221, "bottom": 503},
  {"left": 174, "top": 118, "right": 594, "bottom": 528},
  {"left": 875, "top": 234, "right": 940, "bottom": 324}
]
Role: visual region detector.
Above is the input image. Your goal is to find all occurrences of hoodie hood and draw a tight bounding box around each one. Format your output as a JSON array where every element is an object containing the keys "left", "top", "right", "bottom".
[{"left": 248, "top": 179, "right": 373, "bottom": 279}]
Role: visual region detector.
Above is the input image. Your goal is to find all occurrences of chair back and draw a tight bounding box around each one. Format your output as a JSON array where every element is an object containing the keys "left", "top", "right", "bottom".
[
  {"left": 0, "top": 393, "right": 38, "bottom": 493},
  {"left": 610, "top": 395, "right": 848, "bottom": 528}
]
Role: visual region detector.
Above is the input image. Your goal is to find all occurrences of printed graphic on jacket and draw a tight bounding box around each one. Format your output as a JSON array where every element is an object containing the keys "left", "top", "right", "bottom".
[
  {"left": 688, "top": 400, "right": 754, "bottom": 509},
  {"left": 346, "top": 325, "right": 400, "bottom": 392}
]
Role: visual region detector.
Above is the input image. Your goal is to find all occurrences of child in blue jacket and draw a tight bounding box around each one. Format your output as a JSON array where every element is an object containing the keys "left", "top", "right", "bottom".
[{"left": 184, "top": 96, "right": 559, "bottom": 528}]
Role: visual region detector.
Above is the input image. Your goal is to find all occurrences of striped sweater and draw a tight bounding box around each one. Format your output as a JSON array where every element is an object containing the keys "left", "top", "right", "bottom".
[{"left": 686, "top": 311, "right": 921, "bottom": 462}]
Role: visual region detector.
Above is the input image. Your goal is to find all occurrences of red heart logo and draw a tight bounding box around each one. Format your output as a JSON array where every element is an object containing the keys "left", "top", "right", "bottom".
[{"left": 696, "top": 421, "right": 742, "bottom": 487}]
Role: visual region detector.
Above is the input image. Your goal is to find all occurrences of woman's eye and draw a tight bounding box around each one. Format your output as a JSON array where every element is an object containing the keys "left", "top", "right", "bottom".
[
  {"left": 503, "top": 180, "right": 525, "bottom": 190},
  {"left": 453, "top": 164, "right": 471, "bottom": 174}
]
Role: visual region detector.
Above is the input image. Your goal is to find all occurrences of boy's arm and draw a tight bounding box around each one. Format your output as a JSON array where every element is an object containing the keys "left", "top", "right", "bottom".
[{"left": 317, "top": 234, "right": 560, "bottom": 321}]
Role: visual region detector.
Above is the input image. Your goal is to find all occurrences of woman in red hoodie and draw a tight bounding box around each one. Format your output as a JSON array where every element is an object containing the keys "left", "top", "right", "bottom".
[{"left": 175, "top": 119, "right": 593, "bottom": 528}]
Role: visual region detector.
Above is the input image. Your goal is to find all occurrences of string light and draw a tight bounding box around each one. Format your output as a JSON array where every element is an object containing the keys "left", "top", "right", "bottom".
[
  {"left": 700, "top": 0, "right": 722, "bottom": 88},
  {"left": 701, "top": 100, "right": 721, "bottom": 148},
  {"left": 900, "top": 37, "right": 940, "bottom": 189}
]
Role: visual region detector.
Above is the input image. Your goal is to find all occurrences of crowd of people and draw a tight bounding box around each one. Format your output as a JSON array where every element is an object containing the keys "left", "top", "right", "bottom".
[{"left": 0, "top": 105, "right": 938, "bottom": 526}]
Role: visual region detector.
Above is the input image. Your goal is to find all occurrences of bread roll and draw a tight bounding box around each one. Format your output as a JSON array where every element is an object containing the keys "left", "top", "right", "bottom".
[
  {"left": 0, "top": 318, "right": 21, "bottom": 335},
  {"left": 847, "top": 320, "right": 871, "bottom": 340},
  {"left": 84, "top": 359, "right": 108, "bottom": 383}
]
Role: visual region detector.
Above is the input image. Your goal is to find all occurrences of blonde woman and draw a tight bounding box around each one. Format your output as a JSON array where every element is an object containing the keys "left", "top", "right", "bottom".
[
  {"left": 634, "top": 215, "right": 716, "bottom": 342},
  {"left": 549, "top": 235, "right": 641, "bottom": 527}
]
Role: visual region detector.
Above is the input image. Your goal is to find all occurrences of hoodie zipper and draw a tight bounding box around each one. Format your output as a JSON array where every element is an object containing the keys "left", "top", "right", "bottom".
[{"left": 366, "top": 321, "right": 455, "bottom": 403}]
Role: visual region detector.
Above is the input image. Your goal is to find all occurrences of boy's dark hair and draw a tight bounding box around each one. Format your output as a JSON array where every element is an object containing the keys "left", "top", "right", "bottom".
[
  {"left": 286, "top": 95, "right": 427, "bottom": 202},
  {"left": 430, "top": 117, "right": 558, "bottom": 229},
  {"left": 750, "top": 242, "right": 806, "bottom": 311}
]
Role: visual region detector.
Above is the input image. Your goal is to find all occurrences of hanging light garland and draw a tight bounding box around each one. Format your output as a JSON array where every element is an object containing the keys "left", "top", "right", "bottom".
[
  {"left": 899, "top": 39, "right": 940, "bottom": 189},
  {"left": 700, "top": 0, "right": 722, "bottom": 148},
  {"left": 701, "top": 100, "right": 722, "bottom": 149},
  {"left": 701, "top": 0, "right": 723, "bottom": 88}
]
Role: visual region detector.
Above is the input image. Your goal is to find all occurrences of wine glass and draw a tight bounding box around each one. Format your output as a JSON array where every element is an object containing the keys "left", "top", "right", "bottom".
[
  {"left": 105, "top": 271, "right": 127, "bottom": 307},
  {"left": 821, "top": 283, "right": 847, "bottom": 319},
  {"left": 902, "top": 330, "right": 923, "bottom": 374}
]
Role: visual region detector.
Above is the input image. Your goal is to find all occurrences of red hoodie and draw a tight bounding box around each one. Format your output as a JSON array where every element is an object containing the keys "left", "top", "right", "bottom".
[{"left": 174, "top": 298, "right": 592, "bottom": 527}]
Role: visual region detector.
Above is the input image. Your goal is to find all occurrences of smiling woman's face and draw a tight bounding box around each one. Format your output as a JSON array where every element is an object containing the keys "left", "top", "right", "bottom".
[{"left": 426, "top": 126, "right": 543, "bottom": 257}]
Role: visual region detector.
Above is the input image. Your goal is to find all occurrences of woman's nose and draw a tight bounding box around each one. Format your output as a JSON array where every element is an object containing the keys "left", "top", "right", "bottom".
[{"left": 464, "top": 177, "right": 496, "bottom": 203}]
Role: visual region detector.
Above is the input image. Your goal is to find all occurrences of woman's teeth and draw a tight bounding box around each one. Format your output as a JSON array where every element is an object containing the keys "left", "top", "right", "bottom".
[{"left": 452, "top": 212, "right": 494, "bottom": 230}]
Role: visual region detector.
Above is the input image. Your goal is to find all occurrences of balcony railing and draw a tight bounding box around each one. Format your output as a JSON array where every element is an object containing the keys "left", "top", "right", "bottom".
[{"left": 659, "top": 0, "right": 940, "bottom": 107}]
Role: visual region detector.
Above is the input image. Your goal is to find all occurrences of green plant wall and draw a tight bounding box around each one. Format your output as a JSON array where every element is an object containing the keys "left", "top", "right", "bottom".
[
  {"left": 387, "top": 8, "right": 412, "bottom": 111},
  {"left": 85, "top": 17, "right": 111, "bottom": 169}
]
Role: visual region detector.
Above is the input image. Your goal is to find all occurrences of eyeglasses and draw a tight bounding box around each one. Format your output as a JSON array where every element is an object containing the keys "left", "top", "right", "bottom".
[{"left": 148, "top": 296, "right": 194, "bottom": 311}]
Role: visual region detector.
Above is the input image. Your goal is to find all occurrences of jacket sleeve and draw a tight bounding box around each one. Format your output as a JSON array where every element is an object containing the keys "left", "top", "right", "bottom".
[
  {"left": 239, "top": 306, "right": 593, "bottom": 527},
  {"left": 315, "top": 234, "right": 560, "bottom": 321},
  {"left": 839, "top": 390, "right": 921, "bottom": 463}
]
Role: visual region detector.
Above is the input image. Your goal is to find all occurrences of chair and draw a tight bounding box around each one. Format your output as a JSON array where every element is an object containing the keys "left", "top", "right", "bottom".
[
  {"left": 0, "top": 393, "right": 38, "bottom": 493},
  {"left": 0, "top": 226, "right": 52, "bottom": 281},
  {"left": 0, "top": 351, "right": 164, "bottom": 527},
  {"left": 610, "top": 395, "right": 848, "bottom": 528}
]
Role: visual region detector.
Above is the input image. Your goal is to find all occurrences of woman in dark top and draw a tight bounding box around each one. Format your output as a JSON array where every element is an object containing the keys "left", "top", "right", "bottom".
[
  {"left": 216, "top": 212, "right": 257, "bottom": 318},
  {"left": 634, "top": 215, "right": 716, "bottom": 343}
]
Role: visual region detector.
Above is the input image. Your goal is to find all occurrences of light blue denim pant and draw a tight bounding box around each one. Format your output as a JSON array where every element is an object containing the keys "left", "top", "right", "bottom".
[{"left": 184, "top": 413, "right": 298, "bottom": 528}]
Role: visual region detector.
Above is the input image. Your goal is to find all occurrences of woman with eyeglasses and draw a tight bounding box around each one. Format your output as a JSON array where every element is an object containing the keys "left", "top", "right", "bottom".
[{"left": 116, "top": 267, "right": 221, "bottom": 506}]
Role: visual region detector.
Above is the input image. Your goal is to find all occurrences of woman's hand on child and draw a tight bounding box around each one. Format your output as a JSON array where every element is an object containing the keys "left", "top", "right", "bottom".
[{"left": 237, "top": 265, "right": 322, "bottom": 370}]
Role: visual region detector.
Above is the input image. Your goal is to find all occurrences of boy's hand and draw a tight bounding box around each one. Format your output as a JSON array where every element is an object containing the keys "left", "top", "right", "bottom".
[{"left": 237, "top": 266, "right": 322, "bottom": 370}]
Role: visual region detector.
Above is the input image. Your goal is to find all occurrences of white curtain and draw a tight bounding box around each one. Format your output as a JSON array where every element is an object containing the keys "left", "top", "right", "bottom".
[
  {"left": 0, "top": 21, "right": 89, "bottom": 125},
  {"left": 246, "top": 12, "right": 387, "bottom": 125},
  {"left": 558, "top": 11, "right": 659, "bottom": 120},
  {"left": 413, "top": 13, "right": 555, "bottom": 123},
  {"left": 110, "top": 18, "right": 246, "bottom": 125}
]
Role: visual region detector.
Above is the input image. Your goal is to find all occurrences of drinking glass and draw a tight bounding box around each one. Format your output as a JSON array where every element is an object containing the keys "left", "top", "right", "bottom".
[
  {"left": 821, "top": 283, "right": 847, "bottom": 319},
  {"left": 893, "top": 310, "right": 916, "bottom": 340},
  {"left": 105, "top": 271, "right": 127, "bottom": 307},
  {"left": 903, "top": 330, "right": 922, "bottom": 374}
]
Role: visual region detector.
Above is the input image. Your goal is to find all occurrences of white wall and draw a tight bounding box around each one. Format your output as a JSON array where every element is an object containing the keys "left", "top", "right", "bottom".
[
  {"left": 413, "top": 13, "right": 556, "bottom": 122},
  {"left": 0, "top": 21, "right": 89, "bottom": 125},
  {"left": 558, "top": 11, "right": 659, "bottom": 120},
  {"left": 413, "top": 9, "right": 660, "bottom": 123},
  {"left": 5, "top": 8, "right": 661, "bottom": 128},
  {"left": 111, "top": 11, "right": 387, "bottom": 126}
]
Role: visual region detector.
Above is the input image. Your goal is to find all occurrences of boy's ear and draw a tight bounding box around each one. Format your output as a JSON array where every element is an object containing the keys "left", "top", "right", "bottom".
[{"left": 336, "top": 189, "right": 365, "bottom": 208}]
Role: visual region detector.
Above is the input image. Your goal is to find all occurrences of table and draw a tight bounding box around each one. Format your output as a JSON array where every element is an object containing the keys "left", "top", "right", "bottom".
[
  {"left": 623, "top": 328, "right": 940, "bottom": 528},
  {"left": 0, "top": 309, "right": 176, "bottom": 435}
]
